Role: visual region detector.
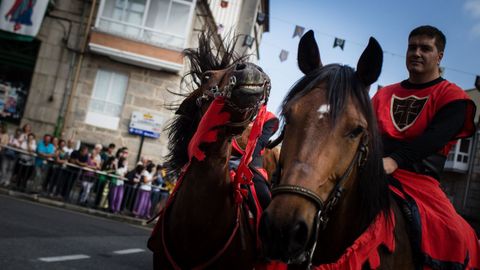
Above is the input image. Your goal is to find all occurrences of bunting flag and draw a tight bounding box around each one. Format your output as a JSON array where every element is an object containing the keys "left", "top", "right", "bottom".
[
  {"left": 257, "top": 12, "right": 266, "bottom": 25},
  {"left": 475, "top": 75, "right": 480, "bottom": 90},
  {"left": 279, "top": 50, "right": 289, "bottom": 62},
  {"left": 243, "top": 35, "right": 254, "bottom": 48},
  {"left": 292, "top": 25, "right": 305, "bottom": 38},
  {"left": 333, "top": 37, "right": 345, "bottom": 50},
  {"left": 0, "top": 0, "right": 49, "bottom": 37}
]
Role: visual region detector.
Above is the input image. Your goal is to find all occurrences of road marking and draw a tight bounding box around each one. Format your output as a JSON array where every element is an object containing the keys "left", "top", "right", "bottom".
[
  {"left": 38, "top": 254, "right": 90, "bottom": 262},
  {"left": 113, "top": 248, "right": 145, "bottom": 255}
]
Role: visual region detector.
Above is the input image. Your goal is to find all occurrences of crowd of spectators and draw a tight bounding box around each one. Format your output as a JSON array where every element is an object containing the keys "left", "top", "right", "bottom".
[{"left": 0, "top": 123, "right": 175, "bottom": 219}]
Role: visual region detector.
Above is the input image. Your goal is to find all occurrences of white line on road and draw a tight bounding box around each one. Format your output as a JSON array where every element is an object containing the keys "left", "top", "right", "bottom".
[
  {"left": 38, "top": 254, "right": 91, "bottom": 262},
  {"left": 113, "top": 248, "right": 145, "bottom": 255}
]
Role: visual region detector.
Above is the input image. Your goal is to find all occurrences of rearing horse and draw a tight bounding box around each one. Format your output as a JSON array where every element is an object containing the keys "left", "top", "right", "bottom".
[
  {"left": 148, "top": 33, "right": 271, "bottom": 269},
  {"left": 260, "top": 31, "right": 414, "bottom": 269}
]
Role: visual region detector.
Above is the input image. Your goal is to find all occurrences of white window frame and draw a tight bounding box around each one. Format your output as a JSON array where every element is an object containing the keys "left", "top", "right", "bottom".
[
  {"left": 95, "top": 0, "right": 197, "bottom": 50},
  {"left": 445, "top": 138, "right": 473, "bottom": 172},
  {"left": 85, "top": 69, "right": 129, "bottom": 130}
]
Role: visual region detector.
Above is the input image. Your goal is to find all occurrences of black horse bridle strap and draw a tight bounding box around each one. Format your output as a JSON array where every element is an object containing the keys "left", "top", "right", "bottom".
[{"left": 271, "top": 185, "right": 324, "bottom": 210}]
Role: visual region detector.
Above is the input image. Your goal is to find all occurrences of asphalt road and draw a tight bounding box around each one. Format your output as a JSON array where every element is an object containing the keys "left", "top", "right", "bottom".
[{"left": 0, "top": 194, "right": 152, "bottom": 270}]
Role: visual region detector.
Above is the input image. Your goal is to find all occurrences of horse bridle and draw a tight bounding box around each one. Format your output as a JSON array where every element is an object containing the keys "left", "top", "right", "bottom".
[
  {"left": 196, "top": 69, "right": 272, "bottom": 128},
  {"left": 271, "top": 133, "right": 369, "bottom": 268}
]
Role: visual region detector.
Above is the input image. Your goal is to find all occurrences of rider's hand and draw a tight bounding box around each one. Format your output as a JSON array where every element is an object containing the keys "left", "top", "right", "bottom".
[{"left": 382, "top": 157, "right": 398, "bottom": 174}]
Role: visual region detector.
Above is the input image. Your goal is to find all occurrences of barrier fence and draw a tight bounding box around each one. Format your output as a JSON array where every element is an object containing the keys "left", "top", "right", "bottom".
[{"left": 0, "top": 145, "right": 170, "bottom": 219}]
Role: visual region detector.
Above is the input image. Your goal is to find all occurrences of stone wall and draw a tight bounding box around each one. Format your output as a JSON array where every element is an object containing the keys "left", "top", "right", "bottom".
[{"left": 20, "top": 0, "right": 213, "bottom": 166}]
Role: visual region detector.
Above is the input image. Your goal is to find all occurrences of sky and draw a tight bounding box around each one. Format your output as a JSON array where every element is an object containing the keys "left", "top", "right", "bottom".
[{"left": 258, "top": 0, "right": 480, "bottom": 114}]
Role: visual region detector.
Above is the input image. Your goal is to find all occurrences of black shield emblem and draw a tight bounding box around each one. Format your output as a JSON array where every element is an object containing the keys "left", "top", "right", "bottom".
[{"left": 390, "top": 95, "right": 429, "bottom": 132}]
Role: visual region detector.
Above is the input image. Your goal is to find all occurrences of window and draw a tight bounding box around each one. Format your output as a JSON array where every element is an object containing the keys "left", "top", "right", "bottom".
[
  {"left": 444, "top": 138, "right": 472, "bottom": 173},
  {"left": 85, "top": 69, "right": 128, "bottom": 130},
  {"left": 97, "top": 0, "right": 195, "bottom": 49}
]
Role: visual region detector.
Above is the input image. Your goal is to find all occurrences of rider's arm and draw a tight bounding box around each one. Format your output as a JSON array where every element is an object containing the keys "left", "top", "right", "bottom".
[
  {"left": 252, "top": 117, "right": 279, "bottom": 158},
  {"left": 385, "top": 100, "right": 467, "bottom": 169}
]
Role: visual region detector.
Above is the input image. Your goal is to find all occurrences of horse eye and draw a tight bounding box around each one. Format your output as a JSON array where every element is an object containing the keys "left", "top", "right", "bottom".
[
  {"left": 202, "top": 73, "right": 212, "bottom": 83},
  {"left": 348, "top": 126, "right": 364, "bottom": 139}
]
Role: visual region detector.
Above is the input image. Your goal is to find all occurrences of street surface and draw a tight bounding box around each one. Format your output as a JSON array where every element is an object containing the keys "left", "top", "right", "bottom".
[{"left": 0, "top": 194, "right": 152, "bottom": 270}]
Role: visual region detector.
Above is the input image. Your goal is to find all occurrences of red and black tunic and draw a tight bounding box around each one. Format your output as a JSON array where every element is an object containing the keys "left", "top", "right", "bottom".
[{"left": 372, "top": 77, "right": 479, "bottom": 269}]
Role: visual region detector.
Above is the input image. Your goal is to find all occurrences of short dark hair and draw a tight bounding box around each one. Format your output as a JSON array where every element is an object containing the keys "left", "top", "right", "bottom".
[
  {"left": 409, "top": 25, "right": 446, "bottom": 52},
  {"left": 108, "top": 143, "right": 116, "bottom": 149}
]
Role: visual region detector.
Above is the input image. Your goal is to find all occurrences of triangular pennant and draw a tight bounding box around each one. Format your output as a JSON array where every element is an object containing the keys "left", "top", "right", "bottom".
[
  {"left": 243, "top": 35, "right": 254, "bottom": 48},
  {"left": 475, "top": 75, "right": 480, "bottom": 90},
  {"left": 292, "top": 25, "right": 305, "bottom": 38},
  {"left": 279, "top": 50, "right": 289, "bottom": 62},
  {"left": 333, "top": 37, "right": 345, "bottom": 50}
]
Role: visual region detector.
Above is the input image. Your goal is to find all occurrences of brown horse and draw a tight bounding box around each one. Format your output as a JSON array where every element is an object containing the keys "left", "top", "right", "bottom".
[
  {"left": 259, "top": 31, "right": 414, "bottom": 269},
  {"left": 148, "top": 33, "right": 271, "bottom": 269}
]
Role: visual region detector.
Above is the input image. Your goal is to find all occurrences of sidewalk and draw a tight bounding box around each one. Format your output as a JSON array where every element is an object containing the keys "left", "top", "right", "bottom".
[{"left": 0, "top": 187, "right": 155, "bottom": 228}]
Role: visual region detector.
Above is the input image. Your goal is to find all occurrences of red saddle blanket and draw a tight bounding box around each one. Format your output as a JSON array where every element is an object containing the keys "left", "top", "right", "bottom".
[{"left": 389, "top": 169, "right": 480, "bottom": 269}]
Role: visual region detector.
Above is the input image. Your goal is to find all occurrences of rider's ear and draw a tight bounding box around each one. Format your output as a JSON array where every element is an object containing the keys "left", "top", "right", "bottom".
[
  {"left": 298, "top": 30, "right": 322, "bottom": 75},
  {"left": 356, "top": 37, "right": 383, "bottom": 86}
]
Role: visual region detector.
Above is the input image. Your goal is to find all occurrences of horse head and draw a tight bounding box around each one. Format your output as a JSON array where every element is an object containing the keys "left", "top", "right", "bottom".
[
  {"left": 260, "top": 30, "right": 389, "bottom": 265},
  {"left": 166, "top": 33, "right": 270, "bottom": 174}
]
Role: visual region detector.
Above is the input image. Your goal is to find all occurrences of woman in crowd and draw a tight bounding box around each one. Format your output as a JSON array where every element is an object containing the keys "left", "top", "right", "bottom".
[
  {"left": 78, "top": 148, "right": 101, "bottom": 205},
  {"left": 150, "top": 164, "right": 169, "bottom": 217},
  {"left": 133, "top": 162, "right": 155, "bottom": 219},
  {"left": 122, "top": 163, "right": 144, "bottom": 212},
  {"left": 95, "top": 156, "right": 116, "bottom": 209},
  {"left": 110, "top": 157, "right": 127, "bottom": 214}
]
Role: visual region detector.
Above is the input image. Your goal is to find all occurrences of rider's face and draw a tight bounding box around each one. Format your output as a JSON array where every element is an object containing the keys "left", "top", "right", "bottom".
[{"left": 406, "top": 35, "right": 443, "bottom": 79}]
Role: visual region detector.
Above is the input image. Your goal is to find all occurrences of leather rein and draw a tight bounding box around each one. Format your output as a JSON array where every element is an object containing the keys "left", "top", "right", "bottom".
[{"left": 271, "top": 133, "right": 369, "bottom": 268}]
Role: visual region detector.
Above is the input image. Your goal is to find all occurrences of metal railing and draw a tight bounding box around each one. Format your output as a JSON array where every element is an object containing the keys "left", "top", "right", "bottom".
[{"left": 0, "top": 145, "right": 171, "bottom": 220}]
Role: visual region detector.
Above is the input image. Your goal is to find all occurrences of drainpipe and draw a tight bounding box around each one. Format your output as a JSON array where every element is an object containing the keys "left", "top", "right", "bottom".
[
  {"left": 60, "top": 0, "right": 97, "bottom": 136},
  {"left": 462, "top": 124, "right": 479, "bottom": 212}
]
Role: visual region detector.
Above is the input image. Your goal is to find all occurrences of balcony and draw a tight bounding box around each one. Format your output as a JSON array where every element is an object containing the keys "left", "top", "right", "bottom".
[
  {"left": 88, "top": 0, "right": 196, "bottom": 72},
  {"left": 445, "top": 138, "right": 472, "bottom": 173}
]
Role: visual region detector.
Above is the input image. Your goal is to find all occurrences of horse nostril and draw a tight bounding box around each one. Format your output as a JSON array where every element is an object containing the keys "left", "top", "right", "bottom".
[
  {"left": 235, "top": 63, "right": 247, "bottom": 71},
  {"left": 289, "top": 220, "right": 309, "bottom": 252}
]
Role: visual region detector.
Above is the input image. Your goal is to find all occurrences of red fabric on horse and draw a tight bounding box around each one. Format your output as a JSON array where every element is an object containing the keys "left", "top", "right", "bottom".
[
  {"left": 391, "top": 169, "right": 480, "bottom": 269},
  {"left": 188, "top": 97, "right": 231, "bottom": 161},
  {"left": 313, "top": 210, "right": 395, "bottom": 270}
]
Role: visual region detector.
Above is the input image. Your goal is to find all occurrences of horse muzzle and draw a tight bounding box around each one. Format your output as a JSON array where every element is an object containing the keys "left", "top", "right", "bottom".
[{"left": 259, "top": 207, "right": 312, "bottom": 264}]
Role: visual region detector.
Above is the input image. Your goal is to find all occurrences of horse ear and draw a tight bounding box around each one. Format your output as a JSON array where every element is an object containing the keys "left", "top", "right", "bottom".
[
  {"left": 356, "top": 37, "right": 383, "bottom": 85},
  {"left": 298, "top": 30, "right": 322, "bottom": 75}
]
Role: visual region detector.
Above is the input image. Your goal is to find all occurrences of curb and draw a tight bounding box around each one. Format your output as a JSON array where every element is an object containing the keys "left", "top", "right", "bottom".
[{"left": 0, "top": 187, "right": 154, "bottom": 228}]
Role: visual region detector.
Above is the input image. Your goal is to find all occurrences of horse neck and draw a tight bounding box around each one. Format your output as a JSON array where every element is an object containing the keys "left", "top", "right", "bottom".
[{"left": 314, "top": 174, "right": 373, "bottom": 263}]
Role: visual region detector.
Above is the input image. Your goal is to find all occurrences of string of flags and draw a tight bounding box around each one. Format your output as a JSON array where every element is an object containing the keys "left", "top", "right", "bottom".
[{"left": 276, "top": 23, "right": 479, "bottom": 89}]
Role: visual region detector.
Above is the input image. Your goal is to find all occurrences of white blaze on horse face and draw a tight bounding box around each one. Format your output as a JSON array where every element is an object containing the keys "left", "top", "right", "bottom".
[{"left": 317, "top": 104, "right": 330, "bottom": 119}]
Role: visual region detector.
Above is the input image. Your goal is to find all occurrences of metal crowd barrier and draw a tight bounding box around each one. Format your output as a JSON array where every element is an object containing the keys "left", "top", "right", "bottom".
[{"left": 0, "top": 145, "right": 170, "bottom": 219}]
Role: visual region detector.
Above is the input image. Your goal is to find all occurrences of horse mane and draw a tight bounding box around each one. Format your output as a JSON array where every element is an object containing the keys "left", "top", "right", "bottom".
[
  {"left": 165, "top": 32, "right": 246, "bottom": 175},
  {"left": 282, "top": 64, "right": 390, "bottom": 231}
]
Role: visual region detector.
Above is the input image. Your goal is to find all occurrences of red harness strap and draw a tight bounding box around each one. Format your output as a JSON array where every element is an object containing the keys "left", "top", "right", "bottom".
[
  {"left": 151, "top": 98, "right": 268, "bottom": 269},
  {"left": 313, "top": 210, "right": 396, "bottom": 270}
]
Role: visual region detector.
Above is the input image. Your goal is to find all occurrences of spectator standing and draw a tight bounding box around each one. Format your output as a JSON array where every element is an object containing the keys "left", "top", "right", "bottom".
[
  {"left": 16, "top": 133, "right": 36, "bottom": 192},
  {"left": 63, "top": 139, "right": 75, "bottom": 156},
  {"left": 122, "top": 163, "right": 144, "bottom": 213},
  {"left": 0, "top": 128, "right": 22, "bottom": 186},
  {"left": 101, "top": 143, "right": 116, "bottom": 164},
  {"left": 95, "top": 156, "right": 116, "bottom": 209},
  {"left": 110, "top": 157, "right": 127, "bottom": 214},
  {"left": 150, "top": 164, "right": 169, "bottom": 217},
  {"left": 133, "top": 162, "right": 155, "bottom": 219},
  {"left": 19, "top": 123, "right": 32, "bottom": 143},
  {"left": 64, "top": 146, "right": 89, "bottom": 201},
  {"left": 0, "top": 123, "right": 11, "bottom": 185},
  {"left": 33, "top": 134, "right": 55, "bottom": 193},
  {"left": 78, "top": 148, "right": 101, "bottom": 205},
  {"left": 48, "top": 139, "right": 69, "bottom": 197}
]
